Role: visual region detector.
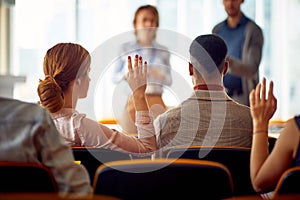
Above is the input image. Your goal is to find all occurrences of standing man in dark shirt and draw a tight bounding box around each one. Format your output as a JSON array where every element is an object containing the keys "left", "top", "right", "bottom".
[{"left": 213, "top": 0, "right": 263, "bottom": 106}]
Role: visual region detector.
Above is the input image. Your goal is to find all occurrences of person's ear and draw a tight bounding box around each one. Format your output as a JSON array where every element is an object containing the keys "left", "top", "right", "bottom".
[
  {"left": 76, "top": 78, "right": 81, "bottom": 85},
  {"left": 189, "top": 62, "right": 194, "bottom": 76},
  {"left": 223, "top": 61, "right": 229, "bottom": 75}
]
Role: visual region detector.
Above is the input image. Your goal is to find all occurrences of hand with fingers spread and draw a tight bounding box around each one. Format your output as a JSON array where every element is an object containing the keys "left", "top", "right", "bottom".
[
  {"left": 127, "top": 55, "right": 147, "bottom": 97},
  {"left": 249, "top": 77, "right": 277, "bottom": 133},
  {"left": 127, "top": 54, "right": 149, "bottom": 112}
]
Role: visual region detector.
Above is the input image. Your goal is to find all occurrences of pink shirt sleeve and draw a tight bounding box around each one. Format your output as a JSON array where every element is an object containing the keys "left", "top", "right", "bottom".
[{"left": 74, "top": 111, "right": 156, "bottom": 154}]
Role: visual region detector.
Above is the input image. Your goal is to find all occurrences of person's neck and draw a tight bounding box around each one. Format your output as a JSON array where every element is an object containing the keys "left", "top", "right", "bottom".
[
  {"left": 63, "top": 92, "right": 77, "bottom": 109},
  {"left": 193, "top": 80, "right": 224, "bottom": 91},
  {"left": 63, "top": 103, "right": 76, "bottom": 109},
  {"left": 227, "top": 11, "right": 242, "bottom": 28},
  {"left": 137, "top": 39, "right": 152, "bottom": 47}
]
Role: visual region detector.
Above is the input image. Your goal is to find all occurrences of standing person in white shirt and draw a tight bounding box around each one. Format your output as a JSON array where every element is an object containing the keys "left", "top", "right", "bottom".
[{"left": 113, "top": 4, "right": 172, "bottom": 135}]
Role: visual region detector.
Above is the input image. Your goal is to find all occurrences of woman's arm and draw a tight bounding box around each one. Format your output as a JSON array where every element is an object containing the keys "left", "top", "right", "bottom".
[
  {"left": 91, "top": 54, "right": 157, "bottom": 154},
  {"left": 249, "top": 77, "right": 297, "bottom": 193}
]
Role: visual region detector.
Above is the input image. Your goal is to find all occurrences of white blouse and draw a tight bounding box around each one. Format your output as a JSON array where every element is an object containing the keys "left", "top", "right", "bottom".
[
  {"left": 51, "top": 108, "right": 156, "bottom": 155},
  {"left": 113, "top": 40, "right": 172, "bottom": 95}
]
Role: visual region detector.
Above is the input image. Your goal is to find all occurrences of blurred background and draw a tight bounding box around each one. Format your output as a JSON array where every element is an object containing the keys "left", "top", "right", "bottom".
[{"left": 1, "top": 0, "right": 299, "bottom": 122}]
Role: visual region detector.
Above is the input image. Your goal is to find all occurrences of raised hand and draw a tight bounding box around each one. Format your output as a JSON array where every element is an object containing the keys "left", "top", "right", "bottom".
[
  {"left": 127, "top": 54, "right": 148, "bottom": 96},
  {"left": 249, "top": 77, "right": 277, "bottom": 132}
]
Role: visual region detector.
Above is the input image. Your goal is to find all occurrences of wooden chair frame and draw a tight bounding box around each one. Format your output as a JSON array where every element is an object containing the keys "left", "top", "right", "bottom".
[{"left": 272, "top": 166, "right": 300, "bottom": 199}]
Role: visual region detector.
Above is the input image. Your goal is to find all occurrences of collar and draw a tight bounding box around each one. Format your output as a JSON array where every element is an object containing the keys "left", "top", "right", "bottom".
[
  {"left": 189, "top": 90, "right": 233, "bottom": 102},
  {"left": 238, "top": 13, "right": 250, "bottom": 26},
  {"left": 193, "top": 84, "right": 224, "bottom": 91},
  {"left": 51, "top": 107, "right": 77, "bottom": 119},
  {"left": 225, "top": 12, "right": 249, "bottom": 28}
]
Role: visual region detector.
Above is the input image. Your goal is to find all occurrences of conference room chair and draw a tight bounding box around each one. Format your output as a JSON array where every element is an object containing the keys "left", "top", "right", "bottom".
[
  {"left": 93, "top": 158, "right": 234, "bottom": 200},
  {"left": 167, "top": 146, "right": 256, "bottom": 196},
  {"left": 272, "top": 166, "right": 300, "bottom": 199},
  {"left": 72, "top": 147, "right": 131, "bottom": 183},
  {"left": 268, "top": 136, "right": 277, "bottom": 153},
  {"left": 0, "top": 161, "right": 58, "bottom": 193}
]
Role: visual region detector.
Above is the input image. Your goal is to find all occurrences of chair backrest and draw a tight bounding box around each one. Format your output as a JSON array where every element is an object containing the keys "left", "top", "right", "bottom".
[
  {"left": 167, "top": 146, "right": 256, "bottom": 196},
  {"left": 0, "top": 161, "right": 58, "bottom": 193},
  {"left": 93, "top": 158, "right": 234, "bottom": 200},
  {"left": 268, "top": 136, "right": 277, "bottom": 153},
  {"left": 273, "top": 166, "right": 300, "bottom": 198},
  {"left": 72, "top": 147, "right": 131, "bottom": 183}
]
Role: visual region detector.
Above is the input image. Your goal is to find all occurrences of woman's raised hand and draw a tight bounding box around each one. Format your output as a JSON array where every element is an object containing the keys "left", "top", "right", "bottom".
[
  {"left": 249, "top": 77, "right": 277, "bottom": 132},
  {"left": 127, "top": 54, "right": 148, "bottom": 96}
]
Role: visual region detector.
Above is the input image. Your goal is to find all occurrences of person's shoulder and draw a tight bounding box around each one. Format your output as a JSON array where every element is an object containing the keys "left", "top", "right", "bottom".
[
  {"left": 152, "top": 41, "right": 169, "bottom": 50},
  {"left": 120, "top": 41, "right": 142, "bottom": 55},
  {"left": 235, "top": 100, "right": 250, "bottom": 108},
  {"left": 121, "top": 41, "right": 137, "bottom": 49},
  {"left": 214, "top": 20, "right": 225, "bottom": 27},
  {"left": 0, "top": 97, "right": 49, "bottom": 121},
  {"left": 246, "top": 19, "right": 263, "bottom": 31},
  {"left": 0, "top": 97, "right": 43, "bottom": 112},
  {"left": 122, "top": 40, "right": 135, "bottom": 46},
  {"left": 1, "top": 97, "right": 29, "bottom": 105},
  {"left": 55, "top": 108, "right": 86, "bottom": 121},
  {"left": 212, "top": 20, "right": 226, "bottom": 32},
  {"left": 156, "top": 105, "right": 181, "bottom": 120},
  {"left": 229, "top": 100, "right": 252, "bottom": 114},
  {"left": 152, "top": 41, "right": 171, "bottom": 58},
  {"left": 71, "top": 110, "right": 100, "bottom": 128}
]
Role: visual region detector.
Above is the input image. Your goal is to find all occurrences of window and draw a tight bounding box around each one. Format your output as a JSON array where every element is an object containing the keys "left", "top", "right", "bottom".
[{"left": 9, "top": 0, "right": 300, "bottom": 121}]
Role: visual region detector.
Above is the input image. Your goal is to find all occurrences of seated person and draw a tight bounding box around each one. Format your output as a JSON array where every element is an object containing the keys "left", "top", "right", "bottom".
[
  {"left": 153, "top": 34, "right": 253, "bottom": 158},
  {"left": 249, "top": 77, "right": 300, "bottom": 197},
  {"left": 0, "top": 97, "right": 92, "bottom": 195},
  {"left": 37, "top": 43, "right": 156, "bottom": 155}
]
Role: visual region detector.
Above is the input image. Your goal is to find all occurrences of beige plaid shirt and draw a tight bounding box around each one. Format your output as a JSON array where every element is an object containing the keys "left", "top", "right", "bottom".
[{"left": 153, "top": 89, "right": 253, "bottom": 158}]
